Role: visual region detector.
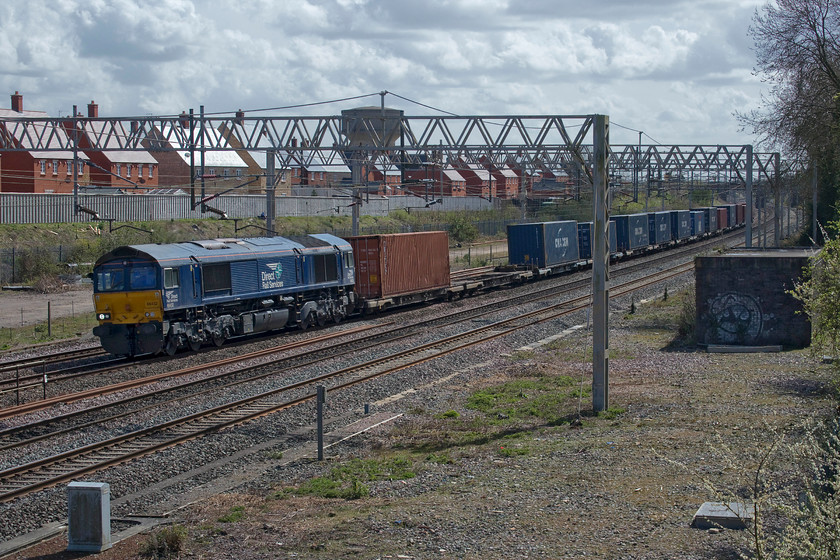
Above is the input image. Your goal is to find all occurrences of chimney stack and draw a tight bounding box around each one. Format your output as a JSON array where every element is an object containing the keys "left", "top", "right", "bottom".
[
  {"left": 87, "top": 100, "right": 98, "bottom": 118},
  {"left": 11, "top": 91, "right": 22, "bottom": 112}
]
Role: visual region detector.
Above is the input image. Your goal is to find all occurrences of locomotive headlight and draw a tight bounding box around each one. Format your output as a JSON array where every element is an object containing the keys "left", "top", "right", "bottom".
[{"left": 97, "top": 313, "right": 111, "bottom": 321}]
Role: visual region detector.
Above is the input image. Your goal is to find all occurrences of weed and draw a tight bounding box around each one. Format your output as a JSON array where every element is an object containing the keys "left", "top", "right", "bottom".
[
  {"left": 498, "top": 445, "right": 531, "bottom": 457},
  {"left": 286, "top": 457, "right": 415, "bottom": 500},
  {"left": 598, "top": 406, "right": 626, "bottom": 420},
  {"left": 218, "top": 505, "right": 245, "bottom": 523},
  {"left": 266, "top": 450, "right": 284, "bottom": 460},
  {"left": 466, "top": 375, "right": 581, "bottom": 424},
  {"left": 139, "top": 525, "right": 187, "bottom": 558},
  {"left": 434, "top": 410, "right": 460, "bottom": 419},
  {"left": 426, "top": 452, "right": 455, "bottom": 464}
]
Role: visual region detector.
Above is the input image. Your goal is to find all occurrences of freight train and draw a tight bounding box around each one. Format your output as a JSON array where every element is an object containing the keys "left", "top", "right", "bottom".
[{"left": 91, "top": 203, "right": 746, "bottom": 356}]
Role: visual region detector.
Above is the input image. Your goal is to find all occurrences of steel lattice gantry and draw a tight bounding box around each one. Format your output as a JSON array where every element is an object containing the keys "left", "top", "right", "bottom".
[{"left": 0, "top": 112, "right": 781, "bottom": 413}]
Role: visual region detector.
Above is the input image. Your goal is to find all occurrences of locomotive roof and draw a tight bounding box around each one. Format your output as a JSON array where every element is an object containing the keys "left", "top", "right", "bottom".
[{"left": 94, "top": 234, "right": 350, "bottom": 267}]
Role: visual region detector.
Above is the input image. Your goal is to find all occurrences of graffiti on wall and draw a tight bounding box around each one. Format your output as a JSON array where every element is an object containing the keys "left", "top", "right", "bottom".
[{"left": 704, "top": 292, "right": 764, "bottom": 345}]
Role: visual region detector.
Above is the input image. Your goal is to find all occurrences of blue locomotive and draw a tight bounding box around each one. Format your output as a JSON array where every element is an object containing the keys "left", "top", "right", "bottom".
[{"left": 92, "top": 234, "right": 356, "bottom": 356}]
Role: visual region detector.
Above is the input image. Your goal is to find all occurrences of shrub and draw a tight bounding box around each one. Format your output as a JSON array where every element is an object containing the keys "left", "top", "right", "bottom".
[{"left": 140, "top": 525, "right": 187, "bottom": 558}]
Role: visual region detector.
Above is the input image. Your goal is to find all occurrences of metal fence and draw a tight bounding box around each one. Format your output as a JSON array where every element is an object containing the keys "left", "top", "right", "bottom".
[{"left": 0, "top": 193, "right": 494, "bottom": 225}]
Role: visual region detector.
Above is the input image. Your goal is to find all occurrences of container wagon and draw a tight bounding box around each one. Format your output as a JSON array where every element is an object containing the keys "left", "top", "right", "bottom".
[
  {"left": 670, "top": 210, "right": 691, "bottom": 242},
  {"left": 716, "top": 204, "right": 736, "bottom": 228},
  {"left": 507, "top": 220, "right": 580, "bottom": 269},
  {"left": 613, "top": 213, "right": 650, "bottom": 252},
  {"left": 348, "top": 231, "right": 450, "bottom": 312},
  {"left": 648, "top": 211, "right": 671, "bottom": 245},
  {"left": 577, "top": 221, "right": 617, "bottom": 260},
  {"left": 736, "top": 203, "right": 746, "bottom": 226},
  {"left": 716, "top": 208, "right": 728, "bottom": 232},
  {"left": 691, "top": 211, "right": 706, "bottom": 236}
]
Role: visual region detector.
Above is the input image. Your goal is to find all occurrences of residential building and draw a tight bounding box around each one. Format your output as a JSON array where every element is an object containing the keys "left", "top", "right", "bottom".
[
  {"left": 70, "top": 101, "right": 159, "bottom": 192},
  {"left": 144, "top": 121, "right": 249, "bottom": 197},
  {"left": 0, "top": 92, "right": 89, "bottom": 193}
]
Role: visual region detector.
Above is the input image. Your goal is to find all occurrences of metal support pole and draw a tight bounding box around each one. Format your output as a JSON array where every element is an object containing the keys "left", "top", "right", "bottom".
[
  {"left": 316, "top": 386, "right": 326, "bottom": 461},
  {"left": 773, "top": 153, "right": 781, "bottom": 247},
  {"left": 200, "top": 105, "right": 206, "bottom": 213},
  {"left": 189, "top": 109, "right": 195, "bottom": 208},
  {"left": 72, "top": 105, "right": 79, "bottom": 216},
  {"left": 266, "top": 149, "right": 275, "bottom": 237},
  {"left": 47, "top": 301, "right": 51, "bottom": 338},
  {"left": 592, "top": 114, "right": 610, "bottom": 413},
  {"left": 745, "top": 146, "right": 753, "bottom": 248},
  {"left": 813, "top": 160, "right": 818, "bottom": 244}
]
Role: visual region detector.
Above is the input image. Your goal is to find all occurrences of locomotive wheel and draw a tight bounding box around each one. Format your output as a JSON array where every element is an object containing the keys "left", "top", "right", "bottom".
[
  {"left": 316, "top": 312, "right": 327, "bottom": 327},
  {"left": 332, "top": 311, "right": 342, "bottom": 324},
  {"left": 299, "top": 315, "right": 310, "bottom": 330},
  {"left": 188, "top": 338, "right": 201, "bottom": 352},
  {"left": 212, "top": 332, "right": 225, "bottom": 347},
  {"left": 164, "top": 336, "right": 178, "bottom": 356}
]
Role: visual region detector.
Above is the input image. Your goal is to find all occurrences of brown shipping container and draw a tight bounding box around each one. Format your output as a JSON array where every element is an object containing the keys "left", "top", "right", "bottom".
[
  {"left": 716, "top": 207, "right": 728, "bottom": 230},
  {"left": 348, "top": 231, "right": 451, "bottom": 299},
  {"left": 736, "top": 203, "right": 746, "bottom": 225}
]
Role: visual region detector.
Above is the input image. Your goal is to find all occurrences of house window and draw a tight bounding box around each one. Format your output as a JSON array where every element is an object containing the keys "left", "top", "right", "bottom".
[
  {"left": 77, "top": 160, "right": 84, "bottom": 174},
  {"left": 126, "top": 164, "right": 132, "bottom": 178},
  {"left": 236, "top": 168, "right": 242, "bottom": 178},
  {"left": 66, "top": 160, "right": 72, "bottom": 175},
  {"left": 137, "top": 164, "right": 143, "bottom": 177},
  {"left": 223, "top": 168, "right": 229, "bottom": 177},
  {"left": 148, "top": 165, "right": 154, "bottom": 178},
  {"left": 52, "top": 160, "right": 58, "bottom": 174},
  {"left": 40, "top": 160, "right": 46, "bottom": 175},
  {"left": 116, "top": 163, "right": 122, "bottom": 176}
]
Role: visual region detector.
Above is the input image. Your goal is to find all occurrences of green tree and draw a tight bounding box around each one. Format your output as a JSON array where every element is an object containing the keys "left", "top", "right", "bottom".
[{"left": 790, "top": 221, "right": 840, "bottom": 369}]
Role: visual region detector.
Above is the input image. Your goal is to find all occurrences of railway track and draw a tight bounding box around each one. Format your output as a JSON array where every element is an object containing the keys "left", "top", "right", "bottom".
[
  {"left": 0, "top": 260, "right": 695, "bottom": 503},
  {"left": 0, "top": 227, "right": 743, "bottom": 448}
]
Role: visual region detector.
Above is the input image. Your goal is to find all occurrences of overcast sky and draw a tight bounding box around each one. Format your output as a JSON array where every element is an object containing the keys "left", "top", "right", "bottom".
[{"left": 0, "top": 0, "right": 769, "bottom": 147}]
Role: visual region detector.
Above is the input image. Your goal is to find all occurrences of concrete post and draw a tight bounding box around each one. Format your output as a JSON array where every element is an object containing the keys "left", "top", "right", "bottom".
[{"left": 592, "top": 115, "right": 610, "bottom": 413}]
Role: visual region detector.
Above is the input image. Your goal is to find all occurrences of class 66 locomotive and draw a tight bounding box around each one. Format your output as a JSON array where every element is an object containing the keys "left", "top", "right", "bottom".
[{"left": 91, "top": 234, "right": 356, "bottom": 357}]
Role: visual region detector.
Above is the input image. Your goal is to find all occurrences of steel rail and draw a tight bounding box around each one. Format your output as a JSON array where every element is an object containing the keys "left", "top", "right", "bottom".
[{"left": 0, "top": 261, "right": 695, "bottom": 503}]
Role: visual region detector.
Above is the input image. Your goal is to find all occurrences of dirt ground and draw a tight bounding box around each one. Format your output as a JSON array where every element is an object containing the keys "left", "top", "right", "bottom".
[
  {"left": 0, "top": 285, "right": 94, "bottom": 329},
  {"left": 4, "top": 292, "right": 835, "bottom": 559}
]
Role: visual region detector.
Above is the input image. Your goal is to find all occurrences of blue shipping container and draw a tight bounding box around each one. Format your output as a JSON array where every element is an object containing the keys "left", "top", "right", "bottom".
[
  {"left": 691, "top": 211, "right": 706, "bottom": 236},
  {"left": 647, "top": 212, "right": 671, "bottom": 245},
  {"left": 614, "top": 214, "right": 650, "bottom": 252},
  {"left": 507, "top": 221, "right": 580, "bottom": 268},
  {"left": 699, "top": 207, "right": 718, "bottom": 232},
  {"left": 577, "top": 221, "right": 617, "bottom": 260},
  {"left": 670, "top": 210, "right": 691, "bottom": 241}
]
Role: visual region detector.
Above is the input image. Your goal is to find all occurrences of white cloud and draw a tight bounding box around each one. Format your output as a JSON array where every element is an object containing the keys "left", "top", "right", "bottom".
[{"left": 0, "top": 0, "right": 769, "bottom": 146}]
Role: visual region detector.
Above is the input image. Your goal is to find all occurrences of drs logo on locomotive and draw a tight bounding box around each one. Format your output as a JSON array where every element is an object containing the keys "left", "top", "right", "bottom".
[{"left": 261, "top": 262, "right": 284, "bottom": 289}]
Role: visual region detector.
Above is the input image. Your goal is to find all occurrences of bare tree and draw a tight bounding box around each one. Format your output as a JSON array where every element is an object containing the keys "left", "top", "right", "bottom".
[{"left": 741, "top": 0, "right": 840, "bottom": 160}]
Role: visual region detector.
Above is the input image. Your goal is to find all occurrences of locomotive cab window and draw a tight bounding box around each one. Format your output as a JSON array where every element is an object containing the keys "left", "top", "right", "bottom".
[
  {"left": 95, "top": 266, "right": 125, "bottom": 292},
  {"left": 344, "top": 251, "right": 354, "bottom": 270},
  {"left": 164, "top": 268, "right": 180, "bottom": 289},
  {"left": 130, "top": 265, "right": 157, "bottom": 290}
]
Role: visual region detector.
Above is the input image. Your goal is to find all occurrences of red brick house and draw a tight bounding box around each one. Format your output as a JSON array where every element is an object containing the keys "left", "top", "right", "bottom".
[
  {"left": 403, "top": 165, "right": 467, "bottom": 197},
  {"left": 0, "top": 92, "right": 89, "bottom": 193},
  {"left": 69, "top": 101, "right": 159, "bottom": 192}
]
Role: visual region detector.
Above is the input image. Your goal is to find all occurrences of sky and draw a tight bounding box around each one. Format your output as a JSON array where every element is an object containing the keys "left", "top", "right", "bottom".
[{"left": 0, "top": 0, "right": 770, "bottom": 148}]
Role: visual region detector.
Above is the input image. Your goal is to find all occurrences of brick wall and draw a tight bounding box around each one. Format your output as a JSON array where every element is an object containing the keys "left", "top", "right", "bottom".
[{"left": 695, "top": 250, "right": 815, "bottom": 348}]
